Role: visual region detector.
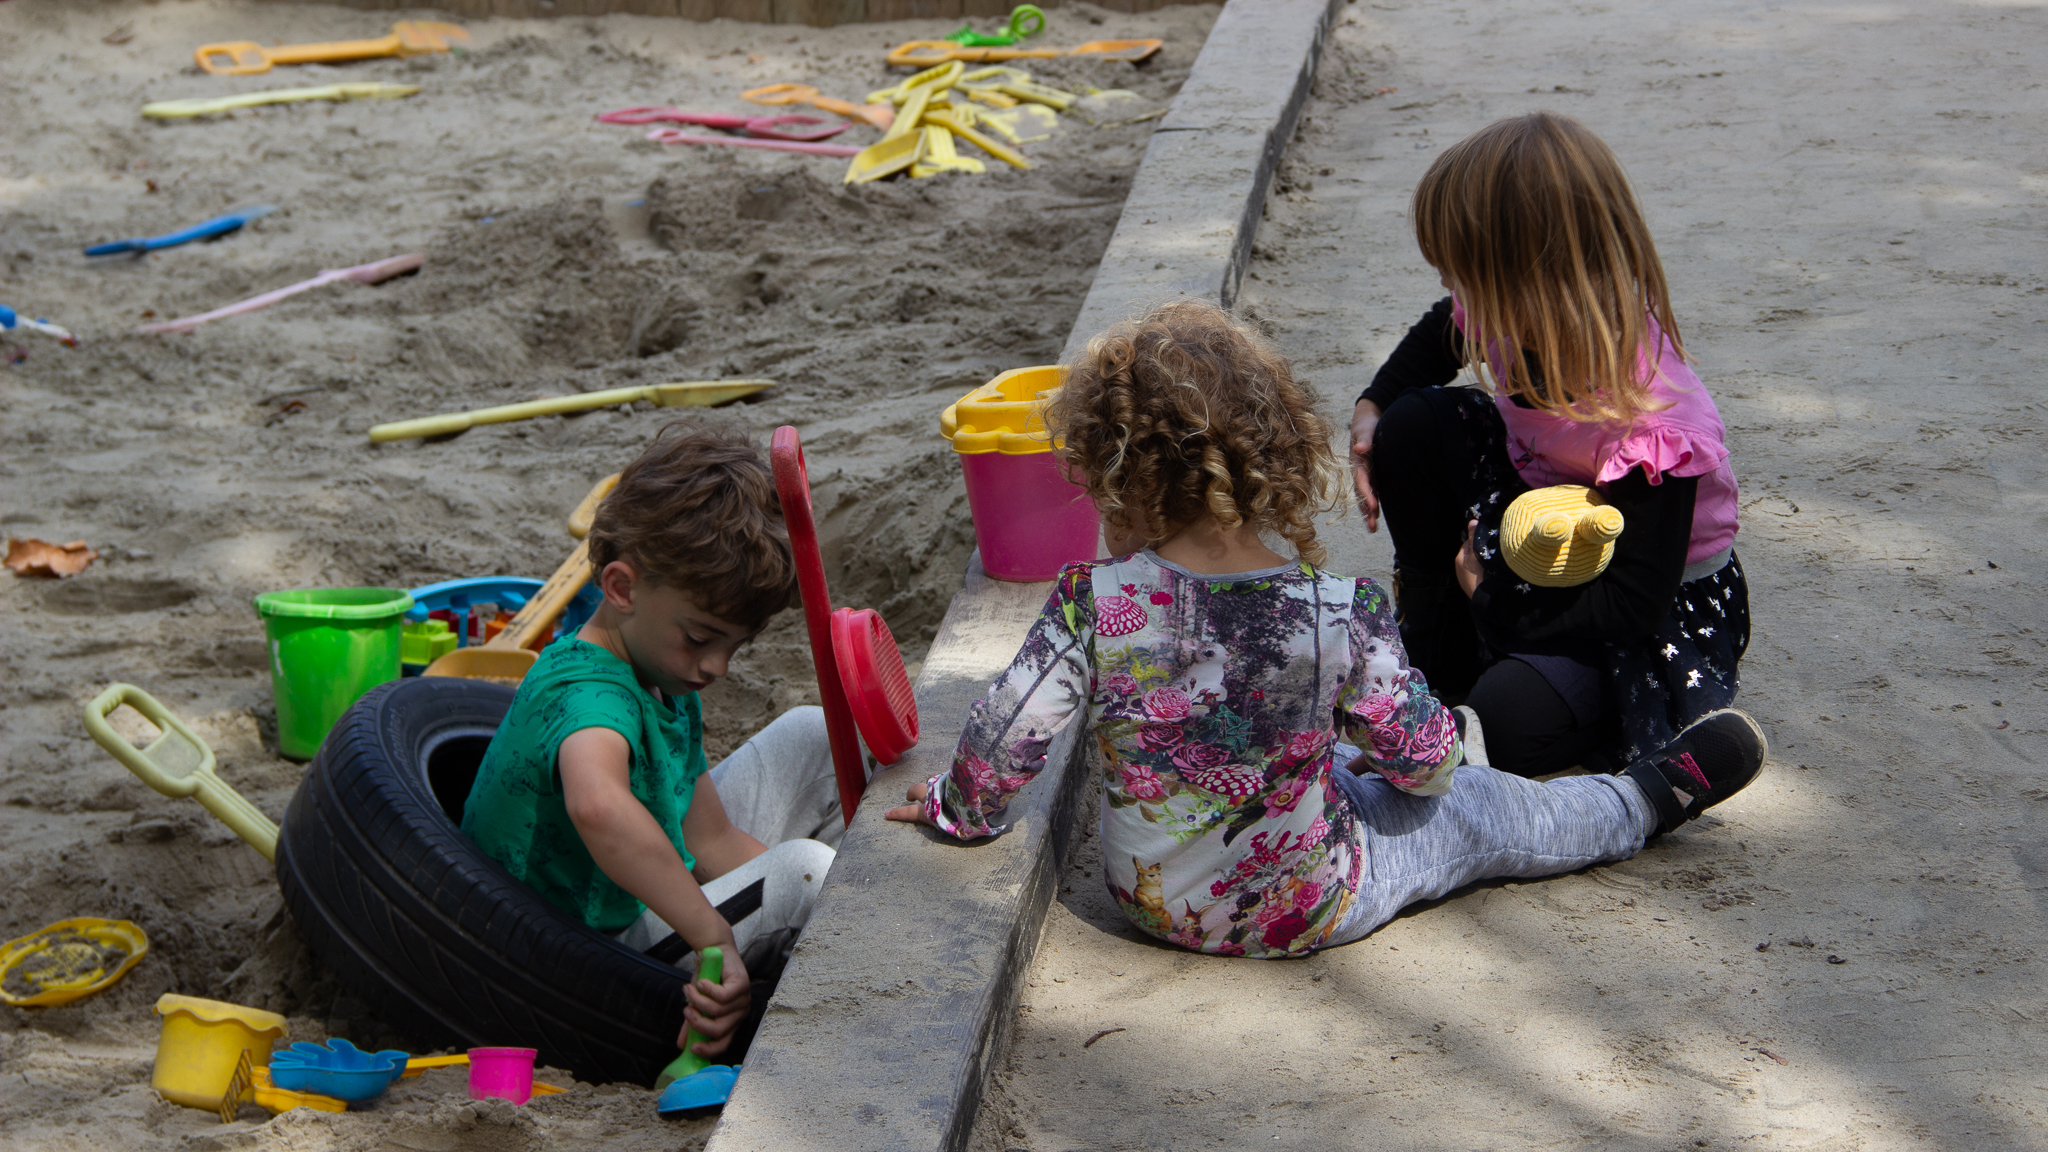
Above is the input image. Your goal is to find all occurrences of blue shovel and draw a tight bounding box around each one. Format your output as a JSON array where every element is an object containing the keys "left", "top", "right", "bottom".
[
  {"left": 654, "top": 946, "right": 741, "bottom": 1116},
  {"left": 84, "top": 205, "right": 278, "bottom": 257}
]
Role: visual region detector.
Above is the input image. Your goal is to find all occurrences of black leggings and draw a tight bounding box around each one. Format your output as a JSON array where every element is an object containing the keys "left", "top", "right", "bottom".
[
  {"left": 1463, "top": 658, "right": 1616, "bottom": 778},
  {"left": 1369, "top": 388, "right": 1612, "bottom": 778}
]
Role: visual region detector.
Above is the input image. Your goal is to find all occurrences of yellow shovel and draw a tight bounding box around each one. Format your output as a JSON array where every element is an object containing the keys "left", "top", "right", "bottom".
[
  {"left": 421, "top": 475, "right": 619, "bottom": 683},
  {"left": 846, "top": 65, "right": 957, "bottom": 184},
  {"left": 922, "top": 108, "right": 1033, "bottom": 170},
  {"left": 195, "top": 21, "right": 468, "bottom": 76},
  {"left": 84, "top": 684, "right": 280, "bottom": 861},
  {"left": 910, "top": 127, "right": 985, "bottom": 178},
  {"left": 143, "top": 83, "right": 420, "bottom": 120},
  {"left": 368, "top": 379, "right": 773, "bottom": 444}
]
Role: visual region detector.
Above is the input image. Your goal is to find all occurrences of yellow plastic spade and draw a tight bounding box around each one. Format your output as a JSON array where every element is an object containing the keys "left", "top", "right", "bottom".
[
  {"left": 368, "top": 379, "right": 773, "bottom": 444},
  {"left": 84, "top": 685, "right": 279, "bottom": 861},
  {"left": 567, "top": 473, "right": 620, "bottom": 540},
  {"left": 143, "top": 83, "right": 420, "bottom": 120},
  {"left": 420, "top": 474, "right": 617, "bottom": 684},
  {"left": 910, "top": 127, "right": 985, "bottom": 178},
  {"left": 922, "top": 108, "right": 1032, "bottom": 169},
  {"left": 195, "top": 21, "right": 468, "bottom": 76},
  {"left": 847, "top": 67, "right": 956, "bottom": 184},
  {"left": 974, "top": 103, "right": 1060, "bottom": 144},
  {"left": 844, "top": 131, "right": 927, "bottom": 184},
  {"left": 866, "top": 61, "right": 965, "bottom": 106}
]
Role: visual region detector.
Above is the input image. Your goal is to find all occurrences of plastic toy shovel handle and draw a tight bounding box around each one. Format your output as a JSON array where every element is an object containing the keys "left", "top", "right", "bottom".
[
  {"left": 137, "top": 252, "right": 422, "bottom": 334},
  {"left": 82, "top": 683, "right": 280, "bottom": 861},
  {"left": 655, "top": 946, "right": 723, "bottom": 1088},
  {"left": 772, "top": 426, "right": 869, "bottom": 827}
]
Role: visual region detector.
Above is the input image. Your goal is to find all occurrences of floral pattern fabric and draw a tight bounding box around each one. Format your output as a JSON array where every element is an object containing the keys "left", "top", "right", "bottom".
[{"left": 922, "top": 552, "right": 1462, "bottom": 958}]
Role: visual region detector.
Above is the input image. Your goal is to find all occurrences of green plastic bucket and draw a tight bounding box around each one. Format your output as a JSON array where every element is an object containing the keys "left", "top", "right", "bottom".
[{"left": 253, "top": 588, "right": 415, "bottom": 760}]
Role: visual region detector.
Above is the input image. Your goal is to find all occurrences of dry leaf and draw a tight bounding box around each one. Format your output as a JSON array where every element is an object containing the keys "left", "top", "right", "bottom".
[
  {"left": 4, "top": 537, "right": 99, "bottom": 578},
  {"left": 104, "top": 24, "right": 135, "bottom": 46}
]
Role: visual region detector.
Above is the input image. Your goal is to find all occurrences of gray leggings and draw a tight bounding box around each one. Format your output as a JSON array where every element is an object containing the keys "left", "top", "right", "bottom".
[
  {"left": 614, "top": 706, "right": 844, "bottom": 975},
  {"left": 1322, "top": 761, "right": 1658, "bottom": 947}
]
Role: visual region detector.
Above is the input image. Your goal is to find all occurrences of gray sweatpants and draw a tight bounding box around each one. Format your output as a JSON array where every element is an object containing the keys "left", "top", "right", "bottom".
[
  {"left": 614, "top": 706, "right": 844, "bottom": 975},
  {"left": 1321, "top": 760, "right": 1658, "bottom": 948}
]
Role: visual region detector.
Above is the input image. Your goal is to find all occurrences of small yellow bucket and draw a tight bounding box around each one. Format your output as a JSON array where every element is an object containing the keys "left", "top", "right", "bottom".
[{"left": 152, "top": 994, "right": 289, "bottom": 1110}]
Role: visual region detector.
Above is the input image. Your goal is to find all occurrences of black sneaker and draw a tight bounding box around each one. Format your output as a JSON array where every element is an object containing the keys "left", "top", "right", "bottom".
[{"left": 1622, "top": 709, "right": 1767, "bottom": 836}]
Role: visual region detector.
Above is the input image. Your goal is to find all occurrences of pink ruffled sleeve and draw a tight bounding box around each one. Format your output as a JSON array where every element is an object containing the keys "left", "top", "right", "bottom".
[{"left": 1594, "top": 424, "right": 1730, "bottom": 486}]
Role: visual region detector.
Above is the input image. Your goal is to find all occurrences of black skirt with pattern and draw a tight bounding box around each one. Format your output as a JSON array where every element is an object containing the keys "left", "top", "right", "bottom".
[{"left": 1443, "top": 388, "right": 1751, "bottom": 768}]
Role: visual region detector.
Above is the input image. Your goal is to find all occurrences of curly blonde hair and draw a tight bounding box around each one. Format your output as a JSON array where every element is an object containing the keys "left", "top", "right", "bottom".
[{"left": 1047, "top": 299, "right": 1343, "bottom": 566}]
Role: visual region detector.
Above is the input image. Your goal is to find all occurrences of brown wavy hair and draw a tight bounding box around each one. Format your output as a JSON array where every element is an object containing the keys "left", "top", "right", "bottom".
[
  {"left": 1413, "top": 111, "right": 1682, "bottom": 423},
  {"left": 586, "top": 420, "right": 795, "bottom": 628},
  {"left": 1047, "top": 299, "right": 1343, "bottom": 565}
]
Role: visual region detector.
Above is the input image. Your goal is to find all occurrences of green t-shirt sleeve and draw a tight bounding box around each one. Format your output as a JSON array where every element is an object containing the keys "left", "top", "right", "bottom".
[
  {"left": 460, "top": 640, "right": 708, "bottom": 932},
  {"left": 536, "top": 677, "right": 703, "bottom": 874},
  {"left": 533, "top": 676, "right": 656, "bottom": 795}
]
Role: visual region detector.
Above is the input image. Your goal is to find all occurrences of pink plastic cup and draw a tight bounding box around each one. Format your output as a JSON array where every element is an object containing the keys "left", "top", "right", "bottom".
[
  {"left": 958, "top": 451, "right": 1101, "bottom": 582},
  {"left": 467, "top": 1047, "right": 537, "bottom": 1104}
]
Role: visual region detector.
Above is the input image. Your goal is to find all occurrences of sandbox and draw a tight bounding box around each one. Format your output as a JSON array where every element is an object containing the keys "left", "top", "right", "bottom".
[{"left": 0, "top": 2, "right": 1215, "bottom": 1148}]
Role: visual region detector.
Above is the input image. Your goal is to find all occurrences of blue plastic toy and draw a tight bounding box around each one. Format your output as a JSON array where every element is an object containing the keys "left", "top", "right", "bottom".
[
  {"left": 656, "top": 1064, "right": 738, "bottom": 1115},
  {"left": 0, "top": 305, "right": 76, "bottom": 345},
  {"left": 405, "top": 576, "right": 601, "bottom": 647},
  {"left": 84, "top": 205, "right": 278, "bottom": 257},
  {"left": 266, "top": 1039, "right": 411, "bottom": 1102}
]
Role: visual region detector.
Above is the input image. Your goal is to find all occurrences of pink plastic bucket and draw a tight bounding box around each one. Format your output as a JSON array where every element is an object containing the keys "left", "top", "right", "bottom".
[
  {"left": 943, "top": 366, "right": 1102, "bottom": 583},
  {"left": 467, "top": 1047, "right": 536, "bottom": 1104},
  {"left": 958, "top": 451, "right": 1101, "bottom": 582}
]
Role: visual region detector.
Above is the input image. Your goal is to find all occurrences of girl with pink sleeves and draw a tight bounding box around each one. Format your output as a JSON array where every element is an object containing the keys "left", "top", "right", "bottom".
[{"left": 1351, "top": 112, "right": 1750, "bottom": 777}]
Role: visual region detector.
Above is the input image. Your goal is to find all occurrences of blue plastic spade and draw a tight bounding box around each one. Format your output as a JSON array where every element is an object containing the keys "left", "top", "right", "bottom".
[
  {"left": 84, "top": 205, "right": 278, "bottom": 256},
  {"left": 656, "top": 1063, "right": 738, "bottom": 1115},
  {"left": 653, "top": 945, "right": 740, "bottom": 1116}
]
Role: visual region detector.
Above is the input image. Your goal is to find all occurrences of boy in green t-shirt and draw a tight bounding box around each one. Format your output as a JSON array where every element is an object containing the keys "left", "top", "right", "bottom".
[{"left": 461, "top": 422, "right": 843, "bottom": 1060}]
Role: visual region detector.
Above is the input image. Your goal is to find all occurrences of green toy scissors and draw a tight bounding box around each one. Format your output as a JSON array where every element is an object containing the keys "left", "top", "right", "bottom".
[{"left": 945, "top": 4, "right": 1046, "bottom": 48}]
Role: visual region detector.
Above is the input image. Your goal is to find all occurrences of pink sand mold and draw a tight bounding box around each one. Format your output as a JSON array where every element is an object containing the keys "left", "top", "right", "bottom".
[{"left": 467, "top": 1046, "right": 537, "bottom": 1104}]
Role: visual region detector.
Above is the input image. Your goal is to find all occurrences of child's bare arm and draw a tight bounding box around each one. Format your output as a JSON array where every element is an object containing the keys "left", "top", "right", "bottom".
[
  {"left": 558, "top": 727, "right": 750, "bottom": 1056},
  {"left": 677, "top": 774, "right": 767, "bottom": 882}
]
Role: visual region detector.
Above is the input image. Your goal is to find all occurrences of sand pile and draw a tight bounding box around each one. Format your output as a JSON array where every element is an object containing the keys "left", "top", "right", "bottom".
[{"left": 0, "top": 1, "right": 1217, "bottom": 1147}]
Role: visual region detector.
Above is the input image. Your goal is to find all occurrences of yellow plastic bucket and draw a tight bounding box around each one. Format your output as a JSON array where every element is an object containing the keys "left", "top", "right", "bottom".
[
  {"left": 940, "top": 366, "right": 1101, "bottom": 582},
  {"left": 152, "top": 994, "right": 288, "bottom": 1110}
]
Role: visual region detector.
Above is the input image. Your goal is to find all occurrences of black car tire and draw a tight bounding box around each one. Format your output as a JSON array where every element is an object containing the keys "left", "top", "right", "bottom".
[{"left": 276, "top": 676, "right": 688, "bottom": 1085}]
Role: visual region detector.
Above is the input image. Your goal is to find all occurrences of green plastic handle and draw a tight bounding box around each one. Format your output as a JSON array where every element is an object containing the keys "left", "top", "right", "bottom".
[
  {"left": 82, "top": 683, "right": 279, "bottom": 861},
  {"left": 654, "top": 946, "right": 724, "bottom": 1088}
]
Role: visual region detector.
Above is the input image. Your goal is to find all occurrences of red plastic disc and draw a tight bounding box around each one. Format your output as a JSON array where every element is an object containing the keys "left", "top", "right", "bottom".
[{"left": 830, "top": 607, "right": 919, "bottom": 766}]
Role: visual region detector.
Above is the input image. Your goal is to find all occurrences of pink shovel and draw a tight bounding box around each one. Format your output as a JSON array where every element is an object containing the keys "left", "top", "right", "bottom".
[
  {"left": 644, "top": 129, "right": 860, "bottom": 158},
  {"left": 136, "top": 252, "right": 423, "bottom": 334}
]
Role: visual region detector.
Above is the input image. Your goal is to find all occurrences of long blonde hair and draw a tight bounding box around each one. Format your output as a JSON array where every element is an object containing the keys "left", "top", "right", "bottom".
[{"left": 1412, "top": 112, "right": 1681, "bottom": 423}]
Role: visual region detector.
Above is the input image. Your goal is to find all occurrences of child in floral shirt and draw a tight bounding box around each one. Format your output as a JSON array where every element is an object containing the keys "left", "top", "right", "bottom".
[{"left": 887, "top": 301, "right": 1768, "bottom": 958}]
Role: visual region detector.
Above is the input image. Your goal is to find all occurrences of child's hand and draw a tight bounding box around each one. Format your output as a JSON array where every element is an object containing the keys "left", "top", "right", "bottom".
[
  {"left": 1454, "top": 520, "right": 1483, "bottom": 598},
  {"left": 885, "top": 781, "right": 936, "bottom": 826},
  {"left": 679, "top": 948, "right": 751, "bottom": 1058},
  {"left": 1350, "top": 399, "right": 1383, "bottom": 532}
]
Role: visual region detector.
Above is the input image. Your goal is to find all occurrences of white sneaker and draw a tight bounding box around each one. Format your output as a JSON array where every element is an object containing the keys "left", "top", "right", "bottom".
[{"left": 1453, "top": 705, "right": 1489, "bottom": 767}]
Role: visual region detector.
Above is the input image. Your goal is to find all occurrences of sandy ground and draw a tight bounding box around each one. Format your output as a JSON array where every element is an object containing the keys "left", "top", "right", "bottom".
[
  {"left": 0, "top": 2, "right": 1217, "bottom": 1149},
  {"left": 979, "top": 1, "right": 2048, "bottom": 1149}
]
